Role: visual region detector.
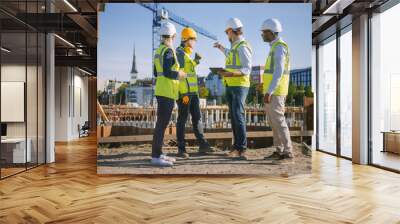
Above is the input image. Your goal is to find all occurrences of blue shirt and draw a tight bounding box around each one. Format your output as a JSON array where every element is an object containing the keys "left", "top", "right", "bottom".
[
  {"left": 222, "top": 36, "right": 252, "bottom": 76},
  {"left": 267, "top": 37, "right": 286, "bottom": 95}
]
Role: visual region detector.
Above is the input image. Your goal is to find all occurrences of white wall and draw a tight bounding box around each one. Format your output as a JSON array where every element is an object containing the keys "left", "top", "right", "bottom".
[
  {"left": 55, "top": 66, "right": 69, "bottom": 141},
  {"left": 71, "top": 73, "right": 89, "bottom": 138},
  {"left": 1, "top": 64, "right": 43, "bottom": 137},
  {"left": 1, "top": 64, "right": 26, "bottom": 138},
  {"left": 1, "top": 63, "right": 46, "bottom": 164},
  {"left": 54, "top": 67, "right": 89, "bottom": 141}
]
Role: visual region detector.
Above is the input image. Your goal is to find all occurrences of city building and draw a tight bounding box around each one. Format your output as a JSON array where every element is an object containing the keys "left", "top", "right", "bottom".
[
  {"left": 251, "top": 66, "right": 312, "bottom": 87},
  {"left": 250, "top": 65, "right": 264, "bottom": 84},
  {"left": 205, "top": 72, "right": 225, "bottom": 97},
  {"left": 105, "top": 79, "right": 129, "bottom": 95},
  {"left": 197, "top": 76, "right": 206, "bottom": 87},
  {"left": 290, "top": 67, "right": 312, "bottom": 87},
  {"left": 125, "top": 79, "right": 153, "bottom": 107}
]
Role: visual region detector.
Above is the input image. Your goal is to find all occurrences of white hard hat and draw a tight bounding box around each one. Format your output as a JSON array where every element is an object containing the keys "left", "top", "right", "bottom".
[
  {"left": 159, "top": 21, "right": 176, "bottom": 36},
  {"left": 261, "top": 18, "right": 282, "bottom": 33},
  {"left": 226, "top": 18, "right": 243, "bottom": 31}
]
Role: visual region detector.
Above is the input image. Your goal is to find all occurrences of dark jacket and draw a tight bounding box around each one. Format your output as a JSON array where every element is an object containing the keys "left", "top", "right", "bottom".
[{"left": 153, "top": 48, "right": 179, "bottom": 79}]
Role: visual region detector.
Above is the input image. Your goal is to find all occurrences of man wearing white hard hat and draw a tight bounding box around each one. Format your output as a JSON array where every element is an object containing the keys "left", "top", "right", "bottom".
[
  {"left": 213, "top": 18, "right": 253, "bottom": 160},
  {"left": 260, "top": 18, "right": 294, "bottom": 161},
  {"left": 151, "top": 21, "right": 187, "bottom": 167}
]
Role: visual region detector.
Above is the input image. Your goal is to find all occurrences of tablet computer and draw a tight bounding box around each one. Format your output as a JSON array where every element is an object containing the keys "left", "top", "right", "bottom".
[{"left": 209, "top": 67, "right": 228, "bottom": 74}]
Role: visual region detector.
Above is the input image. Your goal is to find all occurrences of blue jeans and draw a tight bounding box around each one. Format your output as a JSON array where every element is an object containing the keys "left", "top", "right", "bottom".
[
  {"left": 225, "top": 86, "right": 249, "bottom": 151},
  {"left": 152, "top": 96, "right": 175, "bottom": 158},
  {"left": 176, "top": 95, "right": 207, "bottom": 152}
]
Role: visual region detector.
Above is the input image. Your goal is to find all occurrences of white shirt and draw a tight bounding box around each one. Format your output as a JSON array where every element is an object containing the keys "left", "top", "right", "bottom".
[{"left": 267, "top": 37, "right": 286, "bottom": 95}]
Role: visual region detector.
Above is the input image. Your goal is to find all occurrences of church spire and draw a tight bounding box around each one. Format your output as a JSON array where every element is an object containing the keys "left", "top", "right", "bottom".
[{"left": 130, "top": 44, "right": 138, "bottom": 74}]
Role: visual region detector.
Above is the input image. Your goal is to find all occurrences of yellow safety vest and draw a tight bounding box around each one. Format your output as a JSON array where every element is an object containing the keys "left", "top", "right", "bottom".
[
  {"left": 154, "top": 44, "right": 180, "bottom": 100},
  {"left": 177, "top": 46, "right": 199, "bottom": 96},
  {"left": 262, "top": 39, "right": 290, "bottom": 96},
  {"left": 224, "top": 40, "right": 251, "bottom": 87}
]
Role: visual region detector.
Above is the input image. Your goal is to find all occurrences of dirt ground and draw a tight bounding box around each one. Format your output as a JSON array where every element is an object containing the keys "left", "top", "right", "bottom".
[{"left": 97, "top": 142, "right": 311, "bottom": 176}]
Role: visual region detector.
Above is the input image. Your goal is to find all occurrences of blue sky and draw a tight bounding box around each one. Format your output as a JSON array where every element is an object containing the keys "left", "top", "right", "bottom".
[{"left": 98, "top": 3, "right": 311, "bottom": 84}]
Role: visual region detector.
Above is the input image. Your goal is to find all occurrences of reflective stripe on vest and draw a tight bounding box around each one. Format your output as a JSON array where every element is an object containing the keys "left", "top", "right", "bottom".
[
  {"left": 224, "top": 40, "right": 251, "bottom": 87},
  {"left": 177, "top": 46, "right": 199, "bottom": 96},
  {"left": 154, "top": 44, "right": 180, "bottom": 100},
  {"left": 262, "top": 40, "right": 290, "bottom": 96}
]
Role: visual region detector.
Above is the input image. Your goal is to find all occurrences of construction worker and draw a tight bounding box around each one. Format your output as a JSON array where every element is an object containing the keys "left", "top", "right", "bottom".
[
  {"left": 151, "top": 22, "right": 187, "bottom": 167},
  {"left": 213, "top": 18, "right": 252, "bottom": 160},
  {"left": 260, "top": 18, "right": 294, "bottom": 161},
  {"left": 175, "top": 27, "right": 213, "bottom": 158}
]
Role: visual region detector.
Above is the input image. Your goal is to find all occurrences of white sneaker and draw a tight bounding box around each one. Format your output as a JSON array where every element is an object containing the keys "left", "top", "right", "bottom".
[
  {"left": 151, "top": 157, "right": 173, "bottom": 167},
  {"left": 160, "top": 154, "right": 176, "bottom": 162}
]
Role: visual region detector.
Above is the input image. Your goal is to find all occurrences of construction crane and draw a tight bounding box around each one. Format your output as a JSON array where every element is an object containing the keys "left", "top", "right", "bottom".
[{"left": 138, "top": 2, "right": 218, "bottom": 105}]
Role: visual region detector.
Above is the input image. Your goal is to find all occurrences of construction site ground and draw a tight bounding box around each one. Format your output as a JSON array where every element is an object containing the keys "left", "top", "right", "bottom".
[{"left": 97, "top": 142, "right": 311, "bottom": 176}]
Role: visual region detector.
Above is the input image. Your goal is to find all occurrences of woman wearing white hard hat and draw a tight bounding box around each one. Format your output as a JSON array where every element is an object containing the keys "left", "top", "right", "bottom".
[
  {"left": 213, "top": 18, "right": 253, "bottom": 160},
  {"left": 151, "top": 21, "right": 187, "bottom": 167},
  {"left": 260, "top": 18, "right": 294, "bottom": 161}
]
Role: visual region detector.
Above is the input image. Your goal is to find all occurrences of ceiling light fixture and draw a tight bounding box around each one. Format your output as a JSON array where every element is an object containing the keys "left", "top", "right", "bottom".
[
  {"left": 54, "top": 34, "right": 75, "bottom": 48},
  {"left": 63, "top": 0, "right": 78, "bottom": 12},
  {"left": 322, "top": 0, "right": 343, "bottom": 15},
  {"left": 78, "top": 67, "right": 93, "bottom": 76},
  {"left": 1, "top": 47, "right": 11, "bottom": 53}
]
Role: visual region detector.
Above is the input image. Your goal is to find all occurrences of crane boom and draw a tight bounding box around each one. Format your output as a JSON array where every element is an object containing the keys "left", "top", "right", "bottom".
[
  {"left": 137, "top": 2, "right": 218, "bottom": 105},
  {"left": 167, "top": 10, "right": 218, "bottom": 41},
  {"left": 139, "top": 3, "right": 218, "bottom": 41}
]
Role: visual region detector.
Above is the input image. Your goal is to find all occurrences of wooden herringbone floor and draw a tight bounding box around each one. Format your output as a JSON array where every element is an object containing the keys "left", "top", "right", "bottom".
[{"left": 1, "top": 136, "right": 400, "bottom": 224}]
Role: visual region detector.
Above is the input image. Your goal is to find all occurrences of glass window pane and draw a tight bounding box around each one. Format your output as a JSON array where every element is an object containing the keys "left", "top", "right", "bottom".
[
  {"left": 340, "top": 28, "right": 352, "bottom": 158},
  {"left": 1, "top": 31, "right": 28, "bottom": 177},
  {"left": 38, "top": 32, "right": 45, "bottom": 165},
  {"left": 371, "top": 4, "right": 400, "bottom": 171},
  {"left": 27, "top": 31, "right": 38, "bottom": 169},
  {"left": 318, "top": 36, "right": 337, "bottom": 154},
  {"left": 1, "top": 0, "right": 46, "bottom": 179}
]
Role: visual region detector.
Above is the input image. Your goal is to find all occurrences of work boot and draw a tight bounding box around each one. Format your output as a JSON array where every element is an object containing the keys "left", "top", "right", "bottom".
[
  {"left": 227, "top": 149, "right": 240, "bottom": 158},
  {"left": 278, "top": 151, "right": 294, "bottom": 160},
  {"left": 198, "top": 142, "right": 215, "bottom": 154},
  {"left": 264, "top": 151, "right": 281, "bottom": 160},
  {"left": 176, "top": 150, "right": 190, "bottom": 159},
  {"left": 238, "top": 150, "right": 249, "bottom": 160}
]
